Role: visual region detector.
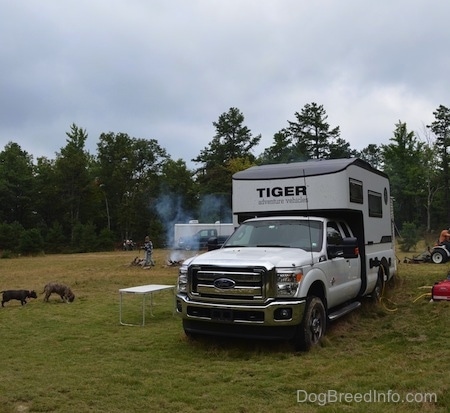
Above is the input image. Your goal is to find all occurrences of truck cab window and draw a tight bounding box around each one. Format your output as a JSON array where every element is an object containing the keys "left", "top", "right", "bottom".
[
  {"left": 338, "top": 221, "right": 351, "bottom": 238},
  {"left": 326, "top": 223, "right": 343, "bottom": 245}
]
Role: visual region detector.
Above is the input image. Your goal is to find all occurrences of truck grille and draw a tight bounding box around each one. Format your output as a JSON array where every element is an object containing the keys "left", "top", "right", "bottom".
[{"left": 189, "top": 265, "right": 268, "bottom": 301}]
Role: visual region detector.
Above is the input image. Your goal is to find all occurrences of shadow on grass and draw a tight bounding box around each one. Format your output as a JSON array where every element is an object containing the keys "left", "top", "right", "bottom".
[{"left": 180, "top": 331, "right": 297, "bottom": 356}]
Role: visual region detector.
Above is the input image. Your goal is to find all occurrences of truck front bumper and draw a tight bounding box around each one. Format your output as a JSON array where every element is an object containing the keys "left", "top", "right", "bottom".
[{"left": 176, "top": 294, "right": 306, "bottom": 337}]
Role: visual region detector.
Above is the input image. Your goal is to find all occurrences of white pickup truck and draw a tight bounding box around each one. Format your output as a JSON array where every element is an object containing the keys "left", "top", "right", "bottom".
[{"left": 176, "top": 158, "right": 397, "bottom": 350}]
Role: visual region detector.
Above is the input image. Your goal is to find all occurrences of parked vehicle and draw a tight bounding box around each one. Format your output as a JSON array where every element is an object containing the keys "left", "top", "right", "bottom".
[
  {"left": 174, "top": 222, "right": 234, "bottom": 250},
  {"left": 176, "top": 158, "right": 397, "bottom": 350},
  {"left": 179, "top": 228, "right": 231, "bottom": 251}
]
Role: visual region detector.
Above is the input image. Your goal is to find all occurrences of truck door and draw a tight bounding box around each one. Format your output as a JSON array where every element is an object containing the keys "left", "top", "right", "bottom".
[{"left": 323, "top": 222, "right": 361, "bottom": 307}]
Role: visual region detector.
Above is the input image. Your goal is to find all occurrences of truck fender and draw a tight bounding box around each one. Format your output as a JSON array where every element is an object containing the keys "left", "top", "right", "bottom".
[
  {"left": 362, "top": 257, "right": 390, "bottom": 298},
  {"left": 297, "top": 267, "right": 328, "bottom": 306}
]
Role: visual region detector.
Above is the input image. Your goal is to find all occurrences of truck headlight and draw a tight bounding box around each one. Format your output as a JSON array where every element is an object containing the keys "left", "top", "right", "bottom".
[
  {"left": 276, "top": 271, "right": 302, "bottom": 297},
  {"left": 178, "top": 265, "right": 188, "bottom": 293}
]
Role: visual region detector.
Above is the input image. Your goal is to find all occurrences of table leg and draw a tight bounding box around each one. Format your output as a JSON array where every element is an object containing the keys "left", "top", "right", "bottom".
[
  {"left": 142, "top": 294, "right": 146, "bottom": 326},
  {"left": 119, "top": 292, "right": 123, "bottom": 324},
  {"left": 150, "top": 292, "right": 154, "bottom": 317}
]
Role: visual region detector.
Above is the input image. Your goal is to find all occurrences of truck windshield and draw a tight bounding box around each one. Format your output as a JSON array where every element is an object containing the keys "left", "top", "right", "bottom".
[{"left": 223, "top": 219, "right": 323, "bottom": 252}]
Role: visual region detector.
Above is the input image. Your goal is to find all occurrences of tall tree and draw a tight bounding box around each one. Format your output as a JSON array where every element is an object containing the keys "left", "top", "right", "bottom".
[
  {"left": 287, "top": 102, "right": 340, "bottom": 159},
  {"left": 33, "top": 156, "right": 65, "bottom": 237},
  {"left": 95, "top": 132, "right": 169, "bottom": 244},
  {"left": 259, "top": 103, "right": 349, "bottom": 164},
  {"left": 358, "top": 144, "right": 383, "bottom": 169},
  {"left": 193, "top": 107, "right": 261, "bottom": 197},
  {"left": 328, "top": 137, "right": 357, "bottom": 159},
  {"left": 419, "top": 128, "right": 441, "bottom": 231},
  {"left": 54, "top": 124, "right": 93, "bottom": 243},
  {"left": 427, "top": 105, "right": 450, "bottom": 223},
  {"left": 0, "top": 142, "right": 35, "bottom": 227},
  {"left": 258, "top": 130, "right": 294, "bottom": 164},
  {"left": 382, "top": 121, "right": 425, "bottom": 227},
  {"left": 193, "top": 107, "right": 261, "bottom": 167}
]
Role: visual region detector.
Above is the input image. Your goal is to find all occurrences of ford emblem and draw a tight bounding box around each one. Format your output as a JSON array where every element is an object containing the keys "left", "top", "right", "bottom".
[{"left": 214, "top": 278, "right": 236, "bottom": 289}]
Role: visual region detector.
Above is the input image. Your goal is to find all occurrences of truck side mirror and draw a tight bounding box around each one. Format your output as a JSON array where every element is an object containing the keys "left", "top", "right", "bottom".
[
  {"left": 327, "top": 237, "right": 359, "bottom": 259},
  {"left": 342, "top": 237, "right": 359, "bottom": 259},
  {"left": 327, "top": 244, "right": 343, "bottom": 259}
]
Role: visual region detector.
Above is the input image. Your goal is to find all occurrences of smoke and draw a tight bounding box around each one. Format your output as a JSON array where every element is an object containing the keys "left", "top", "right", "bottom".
[
  {"left": 154, "top": 193, "right": 190, "bottom": 248},
  {"left": 168, "top": 249, "right": 189, "bottom": 263},
  {"left": 198, "top": 194, "right": 232, "bottom": 224},
  {"left": 154, "top": 192, "right": 232, "bottom": 253}
]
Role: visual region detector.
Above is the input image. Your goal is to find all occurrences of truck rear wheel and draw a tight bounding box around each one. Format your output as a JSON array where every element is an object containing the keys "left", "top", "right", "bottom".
[{"left": 293, "top": 296, "right": 326, "bottom": 351}]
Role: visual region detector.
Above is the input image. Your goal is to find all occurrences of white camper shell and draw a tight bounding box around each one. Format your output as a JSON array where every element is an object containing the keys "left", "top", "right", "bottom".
[{"left": 232, "top": 158, "right": 396, "bottom": 296}]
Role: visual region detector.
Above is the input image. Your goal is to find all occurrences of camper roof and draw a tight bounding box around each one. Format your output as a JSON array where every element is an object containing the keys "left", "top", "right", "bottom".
[{"left": 233, "top": 158, "right": 387, "bottom": 180}]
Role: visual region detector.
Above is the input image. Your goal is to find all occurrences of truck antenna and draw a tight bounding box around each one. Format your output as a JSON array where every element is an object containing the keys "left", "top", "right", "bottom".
[{"left": 302, "top": 169, "right": 314, "bottom": 265}]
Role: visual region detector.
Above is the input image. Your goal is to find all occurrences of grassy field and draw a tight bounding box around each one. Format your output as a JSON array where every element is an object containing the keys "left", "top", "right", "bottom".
[{"left": 0, "top": 247, "right": 449, "bottom": 413}]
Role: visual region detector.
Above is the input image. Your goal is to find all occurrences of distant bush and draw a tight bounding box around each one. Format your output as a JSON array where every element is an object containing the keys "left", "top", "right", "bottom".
[
  {"left": 19, "top": 228, "right": 44, "bottom": 255},
  {"left": 44, "top": 221, "right": 67, "bottom": 253},
  {"left": 398, "top": 222, "right": 420, "bottom": 252},
  {"left": 1, "top": 249, "right": 13, "bottom": 259},
  {"left": 0, "top": 221, "right": 24, "bottom": 252},
  {"left": 96, "top": 228, "right": 115, "bottom": 251}
]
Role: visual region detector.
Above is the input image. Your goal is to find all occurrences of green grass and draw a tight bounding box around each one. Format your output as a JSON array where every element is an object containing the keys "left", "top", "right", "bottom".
[{"left": 0, "top": 248, "right": 449, "bottom": 412}]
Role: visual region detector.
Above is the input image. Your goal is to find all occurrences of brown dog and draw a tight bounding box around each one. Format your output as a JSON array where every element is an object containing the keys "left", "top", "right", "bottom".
[
  {"left": 1, "top": 290, "right": 38, "bottom": 307},
  {"left": 43, "top": 283, "right": 75, "bottom": 303}
]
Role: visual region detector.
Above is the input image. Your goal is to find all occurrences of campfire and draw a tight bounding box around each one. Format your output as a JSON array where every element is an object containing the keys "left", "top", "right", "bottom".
[
  {"left": 166, "top": 259, "right": 183, "bottom": 267},
  {"left": 129, "top": 257, "right": 150, "bottom": 268},
  {"left": 165, "top": 250, "right": 194, "bottom": 267}
]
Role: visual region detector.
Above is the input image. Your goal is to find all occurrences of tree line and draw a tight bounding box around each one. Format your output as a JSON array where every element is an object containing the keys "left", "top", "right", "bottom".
[{"left": 1, "top": 102, "right": 449, "bottom": 255}]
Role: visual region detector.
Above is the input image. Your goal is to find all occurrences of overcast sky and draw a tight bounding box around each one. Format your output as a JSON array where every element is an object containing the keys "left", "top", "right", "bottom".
[{"left": 1, "top": 0, "right": 449, "bottom": 168}]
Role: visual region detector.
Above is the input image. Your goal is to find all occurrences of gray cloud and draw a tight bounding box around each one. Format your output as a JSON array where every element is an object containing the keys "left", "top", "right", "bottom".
[{"left": 1, "top": 0, "right": 449, "bottom": 166}]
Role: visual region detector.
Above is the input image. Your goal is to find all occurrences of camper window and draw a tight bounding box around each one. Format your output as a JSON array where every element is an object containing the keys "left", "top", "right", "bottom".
[
  {"left": 349, "top": 178, "right": 363, "bottom": 204},
  {"left": 368, "top": 190, "right": 383, "bottom": 218}
]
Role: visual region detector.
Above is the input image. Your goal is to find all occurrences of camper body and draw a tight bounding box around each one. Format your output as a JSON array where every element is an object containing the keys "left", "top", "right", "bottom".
[{"left": 176, "top": 158, "right": 397, "bottom": 350}]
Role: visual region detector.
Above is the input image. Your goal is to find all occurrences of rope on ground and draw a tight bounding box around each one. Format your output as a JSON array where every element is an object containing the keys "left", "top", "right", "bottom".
[
  {"left": 379, "top": 265, "right": 398, "bottom": 312},
  {"left": 413, "top": 292, "right": 432, "bottom": 303}
]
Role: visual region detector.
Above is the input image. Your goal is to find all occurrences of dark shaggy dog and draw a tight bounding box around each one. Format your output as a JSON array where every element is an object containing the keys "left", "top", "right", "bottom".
[
  {"left": 43, "top": 283, "right": 75, "bottom": 303},
  {"left": 1, "top": 290, "right": 38, "bottom": 307}
]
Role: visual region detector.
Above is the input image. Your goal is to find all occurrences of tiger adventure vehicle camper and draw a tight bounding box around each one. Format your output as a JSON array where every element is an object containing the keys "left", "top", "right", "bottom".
[{"left": 176, "top": 158, "right": 397, "bottom": 350}]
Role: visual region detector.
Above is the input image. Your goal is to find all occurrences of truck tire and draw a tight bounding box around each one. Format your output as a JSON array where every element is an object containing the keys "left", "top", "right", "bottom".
[
  {"left": 293, "top": 296, "right": 326, "bottom": 351},
  {"left": 431, "top": 250, "right": 447, "bottom": 264}
]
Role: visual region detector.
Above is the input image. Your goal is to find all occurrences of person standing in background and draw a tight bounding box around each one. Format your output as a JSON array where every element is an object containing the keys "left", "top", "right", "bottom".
[{"left": 143, "top": 236, "right": 155, "bottom": 267}]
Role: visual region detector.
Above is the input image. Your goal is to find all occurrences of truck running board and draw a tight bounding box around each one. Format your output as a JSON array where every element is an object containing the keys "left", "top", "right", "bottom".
[{"left": 328, "top": 301, "right": 361, "bottom": 322}]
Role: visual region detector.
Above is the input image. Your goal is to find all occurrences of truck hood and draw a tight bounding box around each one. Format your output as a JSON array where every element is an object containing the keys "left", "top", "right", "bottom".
[{"left": 184, "top": 247, "right": 314, "bottom": 269}]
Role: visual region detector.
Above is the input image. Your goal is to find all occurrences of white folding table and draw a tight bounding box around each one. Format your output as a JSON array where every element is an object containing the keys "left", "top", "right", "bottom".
[{"left": 119, "top": 284, "right": 175, "bottom": 326}]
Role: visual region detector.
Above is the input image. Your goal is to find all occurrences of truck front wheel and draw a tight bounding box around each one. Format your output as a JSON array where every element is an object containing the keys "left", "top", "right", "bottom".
[{"left": 293, "top": 296, "right": 326, "bottom": 351}]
